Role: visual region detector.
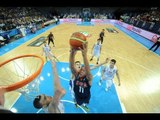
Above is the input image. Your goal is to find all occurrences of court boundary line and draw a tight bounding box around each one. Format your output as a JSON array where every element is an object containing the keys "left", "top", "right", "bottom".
[{"left": 114, "top": 24, "right": 160, "bottom": 57}]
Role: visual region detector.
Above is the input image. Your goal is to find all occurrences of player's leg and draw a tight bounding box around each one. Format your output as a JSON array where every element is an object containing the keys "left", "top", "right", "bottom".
[
  {"left": 149, "top": 42, "right": 157, "bottom": 50},
  {"left": 81, "top": 95, "right": 91, "bottom": 112},
  {"left": 153, "top": 43, "right": 160, "bottom": 52},
  {"left": 96, "top": 55, "right": 100, "bottom": 64},
  {"left": 48, "top": 39, "right": 51, "bottom": 45},
  {"left": 101, "top": 37, "right": 103, "bottom": 44},
  {"left": 105, "top": 80, "right": 113, "bottom": 91},
  {"left": 51, "top": 39, "right": 55, "bottom": 47},
  {"left": 90, "top": 56, "right": 94, "bottom": 61},
  {"left": 98, "top": 77, "right": 104, "bottom": 86}
]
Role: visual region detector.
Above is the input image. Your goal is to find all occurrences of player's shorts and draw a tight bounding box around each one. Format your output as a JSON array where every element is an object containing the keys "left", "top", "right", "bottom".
[{"left": 75, "top": 94, "right": 91, "bottom": 106}]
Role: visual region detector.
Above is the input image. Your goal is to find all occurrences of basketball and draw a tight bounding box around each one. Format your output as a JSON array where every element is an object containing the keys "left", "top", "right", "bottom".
[{"left": 69, "top": 32, "right": 87, "bottom": 49}]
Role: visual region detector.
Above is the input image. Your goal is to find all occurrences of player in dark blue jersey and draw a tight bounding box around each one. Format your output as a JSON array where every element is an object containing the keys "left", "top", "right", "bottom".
[
  {"left": 69, "top": 42, "right": 92, "bottom": 112},
  {"left": 69, "top": 42, "right": 110, "bottom": 112}
]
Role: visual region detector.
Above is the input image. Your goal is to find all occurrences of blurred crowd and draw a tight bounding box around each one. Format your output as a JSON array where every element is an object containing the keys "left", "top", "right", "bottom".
[{"left": 0, "top": 7, "right": 50, "bottom": 32}]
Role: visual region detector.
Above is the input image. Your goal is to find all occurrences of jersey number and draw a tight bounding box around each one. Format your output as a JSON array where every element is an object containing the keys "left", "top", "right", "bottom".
[{"left": 79, "top": 86, "right": 84, "bottom": 93}]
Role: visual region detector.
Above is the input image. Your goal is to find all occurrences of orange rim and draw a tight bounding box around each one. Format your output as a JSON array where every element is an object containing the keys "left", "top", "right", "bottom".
[{"left": 0, "top": 55, "right": 44, "bottom": 92}]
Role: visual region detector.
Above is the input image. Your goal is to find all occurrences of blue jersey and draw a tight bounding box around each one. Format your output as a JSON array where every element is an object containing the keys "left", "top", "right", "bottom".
[{"left": 73, "top": 74, "right": 91, "bottom": 98}]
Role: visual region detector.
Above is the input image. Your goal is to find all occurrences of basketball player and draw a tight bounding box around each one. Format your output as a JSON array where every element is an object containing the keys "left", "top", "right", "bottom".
[
  {"left": 149, "top": 36, "right": 160, "bottom": 52},
  {"left": 98, "top": 59, "right": 121, "bottom": 92},
  {"left": 69, "top": 42, "right": 92, "bottom": 111},
  {"left": 0, "top": 87, "right": 13, "bottom": 113},
  {"left": 33, "top": 53, "right": 66, "bottom": 113},
  {"left": 42, "top": 41, "right": 59, "bottom": 62},
  {"left": 99, "top": 29, "right": 105, "bottom": 44},
  {"left": 90, "top": 39, "right": 102, "bottom": 64},
  {"left": 69, "top": 42, "right": 110, "bottom": 112},
  {"left": 69, "top": 58, "right": 110, "bottom": 109},
  {"left": 48, "top": 32, "right": 55, "bottom": 47}
]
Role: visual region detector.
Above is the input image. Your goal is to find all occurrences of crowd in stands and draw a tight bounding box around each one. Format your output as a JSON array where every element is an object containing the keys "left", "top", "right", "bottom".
[
  {"left": 121, "top": 9, "right": 160, "bottom": 23},
  {"left": 0, "top": 7, "right": 51, "bottom": 32},
  {"left": 120, "top": 8, "right": 160, "bottom": 34},
  {"left": 60, "top": 12, "right": 115, "bottom": 19},
  {"left": 0, "top": 7, "right": 159, "bottom": 48},
  {"left": 0, "top": 7, "right": 60, "bottom": 47}
]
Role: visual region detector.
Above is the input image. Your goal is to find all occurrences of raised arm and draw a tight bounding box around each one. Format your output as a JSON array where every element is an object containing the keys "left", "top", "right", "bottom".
[
  {"left": 69, "top": 47, "right": 78, "bottom": 76},
  {"left": 90, "top": 58, "right": 110, "bottom": 70},
  {"left": 48, "top": 53, "right": 61, "bottom": 91},
  {"left": 79, "top": 42, "right": 92, "bottom": 81},
  {"left": 46, "top": 53, "right": 66, "bottom": 113}
]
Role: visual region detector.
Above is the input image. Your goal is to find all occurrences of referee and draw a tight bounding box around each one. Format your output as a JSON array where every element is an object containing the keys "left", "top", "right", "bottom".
[
  {"left": 48, "top": 32, "right": 55, "bottom": 47},
  {"left": 99, "top": 29, "right": 105, "bottom": 44},
  {"left": 149, "top": 36, "right": 160, "bottom": 52}
]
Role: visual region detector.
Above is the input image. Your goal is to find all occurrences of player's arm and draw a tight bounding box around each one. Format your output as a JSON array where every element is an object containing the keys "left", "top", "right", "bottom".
[
  {"left": 48, "top": 53, "right": 60, "bottom": 89},
  {"left": 90, "top": 58, "right": 110, "bottom": 70},
  {"left": 91, "top": 44, "right": 95, "bottom": 54},
  {"left": 79, "top": 42, "right": 93, "bottom": 83},
  {"left": 116, "top": 70, "right": 121, "bottom": 86},
  {"left": 69, "top": 47, "right": 77, "bottom": 76},
  {"left": 101, "top": 64, "right": 107, "bottom": 79},
  {"left": 47, "top": 53, "right": 65, "bottom": 98}
]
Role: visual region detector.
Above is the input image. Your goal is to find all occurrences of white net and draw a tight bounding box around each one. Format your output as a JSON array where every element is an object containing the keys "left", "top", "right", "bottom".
[{"left": 17, "top": 78, "right": 40, "bottom": 102}]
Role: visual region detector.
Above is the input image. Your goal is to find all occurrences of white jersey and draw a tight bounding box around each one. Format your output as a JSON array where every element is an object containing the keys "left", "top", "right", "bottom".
[
  {"left": 57, "top": 101, "right": 64, "bottom": 113},
  {"left": 103, "top": 65, "right": 117, "bottom": 80},
  {"left": 92, "top": 43, "right": 101, "bottom": 58},
  {"left": 43, "top": 101, "right": 64, "bottom": 113},
  {"left": 43, "top": 44, "right": 51, "bottom": 56}
]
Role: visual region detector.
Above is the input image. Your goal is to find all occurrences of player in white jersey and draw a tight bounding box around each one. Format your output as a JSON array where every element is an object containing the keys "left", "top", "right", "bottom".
[
  {"left": 42, "top": 41, "right": 59, "bottom": 62},
  {"left": 90, "top": 39, "right": 102, "bottom": 64},
  {"left": 33, "top": 53, "right": 66, "bottom": 113},
  {"left": 98, "top": 59, "right": 121, "bottom": 91}
]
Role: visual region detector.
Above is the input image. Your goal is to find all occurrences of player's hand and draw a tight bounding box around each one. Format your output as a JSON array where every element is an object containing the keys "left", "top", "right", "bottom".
[
  {"left": 105, "top": 57, "right": 110, "bottom": 63},
  {"left": 70, "top": 47, "right": 77, "bottom": 54},
  {"left": 79, "top": 42, "right": 88, "bottom": 55}
]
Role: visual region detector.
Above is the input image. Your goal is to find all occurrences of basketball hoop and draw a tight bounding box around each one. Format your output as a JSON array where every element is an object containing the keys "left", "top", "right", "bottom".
[{"left": 0, "top": 55, "right": 44, "bottom": 92}]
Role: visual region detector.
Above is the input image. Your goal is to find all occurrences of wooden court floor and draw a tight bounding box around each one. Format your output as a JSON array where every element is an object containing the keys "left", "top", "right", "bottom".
[{"left": 1, "top": 23, "right": 160, "bottom": 113}]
